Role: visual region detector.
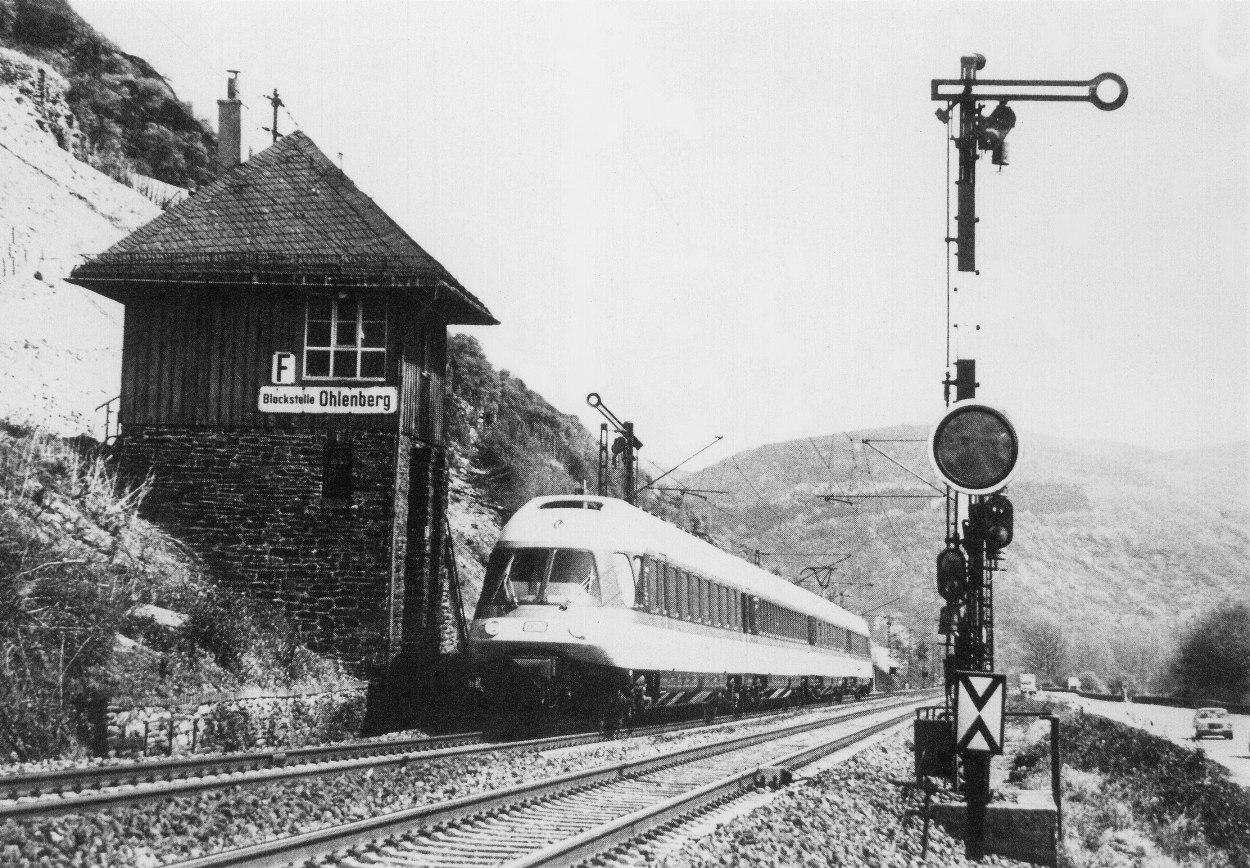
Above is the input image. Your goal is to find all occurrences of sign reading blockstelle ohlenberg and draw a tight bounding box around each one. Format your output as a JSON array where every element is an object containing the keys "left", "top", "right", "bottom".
[{"left": 258, "top": 386, "right": 398, "bottom": 414}]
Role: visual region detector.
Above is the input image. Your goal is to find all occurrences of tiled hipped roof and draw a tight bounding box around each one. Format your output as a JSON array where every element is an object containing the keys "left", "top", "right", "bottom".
[{"left": 70, "top": 131, "right": 495, "bottom": 325}]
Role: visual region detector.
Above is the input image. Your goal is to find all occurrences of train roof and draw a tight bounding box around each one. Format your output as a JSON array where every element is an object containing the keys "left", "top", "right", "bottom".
[{"left": 499, "top": 496, "right": 871, "bottom": 636}]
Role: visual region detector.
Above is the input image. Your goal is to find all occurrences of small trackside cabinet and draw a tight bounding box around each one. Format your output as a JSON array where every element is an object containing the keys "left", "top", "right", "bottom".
[{"left": 914, "top": 717, "right": 955, "bottom": 779}]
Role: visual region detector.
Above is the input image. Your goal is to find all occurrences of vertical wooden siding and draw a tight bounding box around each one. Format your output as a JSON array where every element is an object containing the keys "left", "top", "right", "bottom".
[
  {"left": 119, "top": 286, "right": 446, "bottom": 438},
  {"left": 398, "top": 318, "right": 446, "bottom": 444}
]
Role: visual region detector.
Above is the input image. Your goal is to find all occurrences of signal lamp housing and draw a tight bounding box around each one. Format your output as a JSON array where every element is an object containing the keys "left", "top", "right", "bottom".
[
  {"left": 978, "top": 102, "right": 1016, "bottom": 166},
  {"left": 936, "top": 546, "right": 968, "bottom": 602},
  {"left": 972, "top": 493, "right": 1014, "bottom": 552},
  {"left": 928, "top": 400, "right": 1020, "bottom": 495}
]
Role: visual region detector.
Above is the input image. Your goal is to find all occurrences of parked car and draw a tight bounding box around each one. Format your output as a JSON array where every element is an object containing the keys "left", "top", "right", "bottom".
[
  {"left": 1019, "top": 674, "right": 1037, "bottom": 696},
  {"left": 1193, "top": 707, "right": 1233, "bottom": 740},
  {"left": 1067, "top": 676, "right": 1082, "bottom": 691}
]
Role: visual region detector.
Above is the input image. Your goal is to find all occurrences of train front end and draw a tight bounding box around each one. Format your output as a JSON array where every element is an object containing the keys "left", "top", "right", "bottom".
[{"left": 467, "top": 497, "right": 635, "bottom": 716}]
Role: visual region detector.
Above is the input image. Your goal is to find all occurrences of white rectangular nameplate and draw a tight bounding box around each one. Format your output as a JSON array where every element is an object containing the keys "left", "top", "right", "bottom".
[{"left": 258, "top": 386, "right": 397, "bottom": 414}]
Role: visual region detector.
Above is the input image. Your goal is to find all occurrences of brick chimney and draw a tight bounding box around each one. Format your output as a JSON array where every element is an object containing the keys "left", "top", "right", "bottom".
[{"left": 216, "top": 70, "right": 242, "bottom": 171}]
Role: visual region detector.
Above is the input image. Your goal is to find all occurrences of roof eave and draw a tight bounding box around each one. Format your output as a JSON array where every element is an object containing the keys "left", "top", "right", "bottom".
[{"left": 67, "top": 269, "right": 498, "bottom": 326}]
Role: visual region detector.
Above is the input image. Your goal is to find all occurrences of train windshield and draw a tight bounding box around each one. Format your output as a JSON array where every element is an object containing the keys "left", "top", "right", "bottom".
[{"left": 475, "top": 547, "right": 601, "bottom": 616}]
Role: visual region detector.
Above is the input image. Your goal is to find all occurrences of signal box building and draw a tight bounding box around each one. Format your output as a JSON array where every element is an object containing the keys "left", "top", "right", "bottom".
[{"left": 69, "top": 126, "right": 495, "bottom": 669}]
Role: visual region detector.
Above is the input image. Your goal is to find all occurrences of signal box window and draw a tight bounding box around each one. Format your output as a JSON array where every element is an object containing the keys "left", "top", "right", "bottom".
[{"left": 305, "top": 295, "right": 386, "bottom": 380}]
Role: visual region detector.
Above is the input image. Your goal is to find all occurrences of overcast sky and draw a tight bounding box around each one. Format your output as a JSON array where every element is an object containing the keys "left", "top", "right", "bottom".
[{"left": 74, "top": 0, "right": 1248, "bottom": 472}]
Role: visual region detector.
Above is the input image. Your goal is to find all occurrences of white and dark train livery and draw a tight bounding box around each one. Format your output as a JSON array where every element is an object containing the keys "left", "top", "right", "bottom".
[{"left": 468, "top": 495, "right": 874, "bottom": 724}]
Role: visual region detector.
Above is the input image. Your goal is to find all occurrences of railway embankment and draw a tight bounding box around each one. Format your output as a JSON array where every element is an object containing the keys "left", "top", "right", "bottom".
[
  {"left": 1006, "top": 704, "right": 1250, "bottom": 868},
  {"left": 664, "top": 706, "right": 1250, "bottom": 868},
  {"left": 0, "top": 427, "right": 363, "bottom": 764}
]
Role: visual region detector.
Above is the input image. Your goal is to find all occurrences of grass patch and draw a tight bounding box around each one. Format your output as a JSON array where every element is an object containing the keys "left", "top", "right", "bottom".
[{"left": 1010, "top": 707, "right": 1250, "bottom": 867}]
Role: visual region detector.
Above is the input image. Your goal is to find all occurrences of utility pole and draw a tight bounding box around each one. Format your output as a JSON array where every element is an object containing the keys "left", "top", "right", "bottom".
[{"left": 263, "top": 88, "right": 284, "bottom": 143}]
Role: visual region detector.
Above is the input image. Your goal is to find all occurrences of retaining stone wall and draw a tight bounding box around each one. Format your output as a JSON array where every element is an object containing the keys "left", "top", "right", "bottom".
[
  {"left": 104, "top": 684, "right": 367, "bottom": 758},
  {"left": 119, "top": 428, "right": 401, "bottom": 668}
]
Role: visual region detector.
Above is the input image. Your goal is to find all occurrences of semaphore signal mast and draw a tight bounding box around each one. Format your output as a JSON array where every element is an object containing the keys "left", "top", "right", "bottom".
[{"left": 922, "top": 53, "right": 1126, "bottom": 861}]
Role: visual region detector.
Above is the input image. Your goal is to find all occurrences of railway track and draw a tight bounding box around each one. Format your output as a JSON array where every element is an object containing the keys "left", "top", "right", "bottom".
[
  {"left": 0, "top": 732, "right": 489, "bottom": 802},
  {"left": 169, "top": 694, "right": 926, "bottom": 868},
  {"left": 0, "top": 690, "right": 934, "bottom": 822}
]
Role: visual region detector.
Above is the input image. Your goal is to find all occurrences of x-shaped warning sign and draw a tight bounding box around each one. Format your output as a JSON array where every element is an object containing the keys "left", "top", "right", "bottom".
[{"left": 955, "top": 671, "right": 1006, "bottom": 755}]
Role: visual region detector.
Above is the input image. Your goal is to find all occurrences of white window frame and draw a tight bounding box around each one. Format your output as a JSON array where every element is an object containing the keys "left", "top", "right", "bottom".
[{"left": 303, "top": 295, "right": 387, "bottom": 381}]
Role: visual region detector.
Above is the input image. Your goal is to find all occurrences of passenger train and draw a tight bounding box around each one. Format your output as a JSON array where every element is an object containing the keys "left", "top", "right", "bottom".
[{"left": 468, "top": 495, "right": 875, "bottom": 726}]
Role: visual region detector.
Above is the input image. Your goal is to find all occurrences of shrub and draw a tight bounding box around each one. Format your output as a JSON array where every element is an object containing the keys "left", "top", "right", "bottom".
[
  {"left": 203, "top": 706, "right": 252, "bottom": 753},
  {"left": 446, "top": 334, "right": 602, "bottom": 516},
  {"left": 1061, "top": 712, "right": 1250, "bottom": 866},
  {"left": 0, "top": 428, "right": 352, "bottom": 760},
  {"left": 1168, "top": 601, "right": 1250, "bottom": 704},
  {"left": 317, "top": 693, "right": 366, "bottom": 743},
  {"left": 1077, "top": 671, "right": 1108, "bottom": 694}
]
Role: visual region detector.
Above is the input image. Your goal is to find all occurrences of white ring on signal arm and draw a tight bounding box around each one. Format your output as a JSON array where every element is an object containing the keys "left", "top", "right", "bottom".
[{"left": 927, "top": 399, "right": 1021, "bottom": 495}]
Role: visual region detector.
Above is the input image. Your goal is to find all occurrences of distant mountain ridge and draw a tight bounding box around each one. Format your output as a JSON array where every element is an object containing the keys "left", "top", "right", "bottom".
[{"left": 685, "top": 427, "right": 1249, "bottom": 686}]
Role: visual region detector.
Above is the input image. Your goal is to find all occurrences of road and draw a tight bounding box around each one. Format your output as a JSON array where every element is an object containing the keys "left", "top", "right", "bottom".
[{"left": 1053, "top": 692, "right": 1250, "bottom": 788}]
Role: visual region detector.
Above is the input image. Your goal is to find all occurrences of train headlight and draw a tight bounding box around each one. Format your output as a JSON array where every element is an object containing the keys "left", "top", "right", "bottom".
[{"left": 483, "top": 619, "right": 501, "bottom": 637}]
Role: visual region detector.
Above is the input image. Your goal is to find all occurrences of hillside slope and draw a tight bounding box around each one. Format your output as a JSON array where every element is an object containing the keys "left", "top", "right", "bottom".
[
  {"left": 0, "top": 0, "right": 216, "bottom": 188},
  {"left": 0, "top": 45, "right": 159, "bottom": 435},
  {"left": 686, "top": 427, "right": 1250, "bottom": 686}
]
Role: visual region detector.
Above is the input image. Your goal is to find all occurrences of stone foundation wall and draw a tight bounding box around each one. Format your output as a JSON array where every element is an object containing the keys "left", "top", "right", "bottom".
[
  {"left": 119, "top": 427, "right": 400, "bottom": 667},
  {"left": 104, "top": 684, "right": 367, "bottom": 757}
]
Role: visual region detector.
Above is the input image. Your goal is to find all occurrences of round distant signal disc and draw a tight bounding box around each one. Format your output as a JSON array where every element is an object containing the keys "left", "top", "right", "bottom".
[{"left": 928, "top": 401, "right": 1019, "bottom": 494}]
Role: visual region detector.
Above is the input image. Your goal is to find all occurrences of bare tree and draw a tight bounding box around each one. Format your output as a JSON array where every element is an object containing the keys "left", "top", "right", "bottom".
[{"left": 1019, "top": 619, "right": 1069, "bottom": 680}]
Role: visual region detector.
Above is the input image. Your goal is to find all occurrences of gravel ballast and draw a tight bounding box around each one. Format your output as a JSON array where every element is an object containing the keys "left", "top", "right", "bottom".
[
  {"left": 666, "top": 732, "right": 1038, "bottom": 868},
  {"left": 1, "top": 706, "right": 903, "bottom": 866}
]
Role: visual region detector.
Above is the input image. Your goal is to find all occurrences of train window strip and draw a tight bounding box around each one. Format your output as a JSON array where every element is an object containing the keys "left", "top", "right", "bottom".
[
  {"left": 637, "top": 562, "right": 856, "bottom": 647},
  {"left": 679, "top": 568, "right": 689, "bottom": 620}
]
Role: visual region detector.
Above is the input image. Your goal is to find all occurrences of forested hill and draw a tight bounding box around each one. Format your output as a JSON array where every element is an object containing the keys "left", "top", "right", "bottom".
[
  {"left": 0, "top": 0, "right": 216, "bottom": 189},
  {"left": 684, "top": 427, "right": 1250, "bottom": 689}
]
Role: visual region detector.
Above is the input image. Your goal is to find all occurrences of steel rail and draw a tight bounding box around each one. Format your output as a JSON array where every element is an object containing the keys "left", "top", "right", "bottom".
[
  {"left": 0, "top": 732, "right": 484, "bottom": 800},
  {"left": 508, "top": 710, "right": 913, "bottom": 868},
  {"left": 0, "top": 690, "right": 931, "bottom": 820},
  {"left": 0, "top": 729, "right": 614, "bottom": 821},
  {"left": 167, "top": 695, "right": 928, "bottom": 868}
]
